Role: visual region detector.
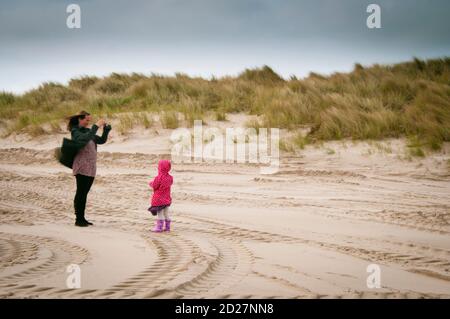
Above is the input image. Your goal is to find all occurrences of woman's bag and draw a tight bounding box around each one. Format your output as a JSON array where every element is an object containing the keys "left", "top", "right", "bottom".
[{"left": 55, "top": 137, "right": 88, "bottom": 169}]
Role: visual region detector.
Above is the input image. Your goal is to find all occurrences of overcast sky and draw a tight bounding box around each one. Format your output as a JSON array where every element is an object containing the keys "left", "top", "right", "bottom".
[{"left": 1, "top": 0, "right": 449, "bottom": 93}]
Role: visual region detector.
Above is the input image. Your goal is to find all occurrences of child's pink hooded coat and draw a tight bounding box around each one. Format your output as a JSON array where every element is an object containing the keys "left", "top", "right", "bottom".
[{"left": 149, "top": 160, "right": 173, "bottom": 206}]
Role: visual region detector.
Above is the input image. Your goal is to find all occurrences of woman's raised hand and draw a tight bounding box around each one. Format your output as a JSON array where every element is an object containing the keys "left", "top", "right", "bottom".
[{"left": 96, "top": 119, "right": 106, "bottom": 127}]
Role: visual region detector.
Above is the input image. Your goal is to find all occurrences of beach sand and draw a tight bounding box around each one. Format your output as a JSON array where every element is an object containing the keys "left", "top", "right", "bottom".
[{"left": 1, "top": 119, "right": 449, "bottom": 298}]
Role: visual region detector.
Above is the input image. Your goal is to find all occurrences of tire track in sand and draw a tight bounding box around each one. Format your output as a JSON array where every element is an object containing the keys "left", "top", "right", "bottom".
[{"left": 0, "top": 232, "right": 89, "bottom": 297}]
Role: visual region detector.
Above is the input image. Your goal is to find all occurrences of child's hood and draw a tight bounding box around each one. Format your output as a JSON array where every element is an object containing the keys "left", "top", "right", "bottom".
[{"left": 158, "top": 160, "right": 171, "bottom": 174}]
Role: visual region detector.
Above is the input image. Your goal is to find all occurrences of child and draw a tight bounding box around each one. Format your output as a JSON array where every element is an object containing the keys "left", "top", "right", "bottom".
[{"left": 148, "top": 160, "right": 173, "bottom": 232}]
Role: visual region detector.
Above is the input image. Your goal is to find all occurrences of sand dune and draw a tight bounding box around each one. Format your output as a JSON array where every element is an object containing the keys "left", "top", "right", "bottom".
[{"left": 0, "top": 127, "right": 449, "bottom": 298}]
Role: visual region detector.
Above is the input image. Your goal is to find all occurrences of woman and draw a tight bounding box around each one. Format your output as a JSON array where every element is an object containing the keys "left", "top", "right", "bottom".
[{"left": 67, "top": 111, "right": 111, "bottom": 227}]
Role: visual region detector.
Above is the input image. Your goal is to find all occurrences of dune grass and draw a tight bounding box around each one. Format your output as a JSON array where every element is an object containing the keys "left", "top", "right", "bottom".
[
  {"left": 160, "top": 111, "right": 180, "bottom": 129},
  {"left": 0, "top": 58, "right": 449, "bottom": 152}
]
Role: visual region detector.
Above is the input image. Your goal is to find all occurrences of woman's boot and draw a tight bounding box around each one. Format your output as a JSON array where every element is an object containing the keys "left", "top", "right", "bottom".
[{"left": 75, "top": 216, "right": 89, "bottom": 227}]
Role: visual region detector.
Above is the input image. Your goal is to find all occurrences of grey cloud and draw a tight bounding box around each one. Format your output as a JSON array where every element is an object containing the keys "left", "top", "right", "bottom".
[{"left": 0, "top": 0, "right": 449, "bottom": 92}]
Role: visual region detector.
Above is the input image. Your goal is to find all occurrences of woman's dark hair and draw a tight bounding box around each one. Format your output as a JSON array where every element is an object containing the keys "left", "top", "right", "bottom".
[{"left": 67, "top": 111, "right": 90, "bottom": 131}]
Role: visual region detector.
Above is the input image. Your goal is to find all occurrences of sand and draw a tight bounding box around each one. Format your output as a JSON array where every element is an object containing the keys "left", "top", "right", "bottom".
[{"left": 0, "top": 118, "right": 450, "bottom": 298}]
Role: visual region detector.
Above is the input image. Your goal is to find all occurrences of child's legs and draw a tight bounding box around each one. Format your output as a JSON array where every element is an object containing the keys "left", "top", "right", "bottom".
[
  {"left": 162, "top": 207, "right": 170, "bottom": 220},
  {"left": 156, "top": 210, "right": 165, "bottom": 220}
]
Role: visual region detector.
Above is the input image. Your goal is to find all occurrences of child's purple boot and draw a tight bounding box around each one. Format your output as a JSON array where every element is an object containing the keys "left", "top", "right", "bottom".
[
  {"left": 164, "top": 219, "right": 171, "bottom": 232},
  {"left": 152, "top": 219, "right": 164, "bottom": 232}
]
